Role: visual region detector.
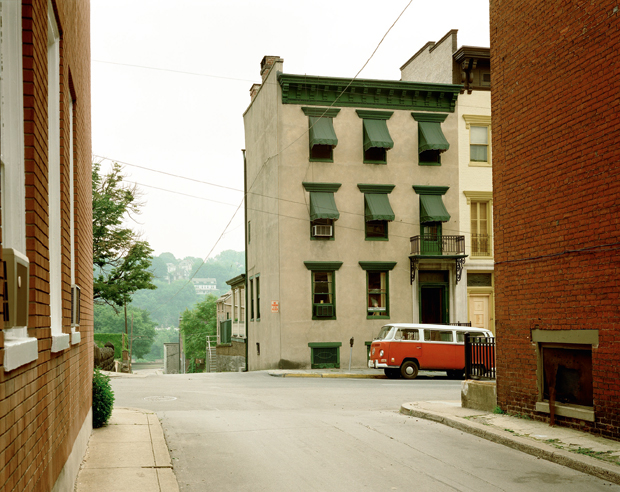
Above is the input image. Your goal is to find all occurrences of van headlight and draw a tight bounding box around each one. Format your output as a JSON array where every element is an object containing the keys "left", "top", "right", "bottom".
[
  {"left": 379, "top": 350, "right": 384, "bottom": 357},
  {"left": 372, "top": 347, "right": 375, "bottom": 356}
]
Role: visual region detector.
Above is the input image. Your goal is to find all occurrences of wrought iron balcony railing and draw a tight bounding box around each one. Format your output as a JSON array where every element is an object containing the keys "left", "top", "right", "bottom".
[
  {"left": 410, "top": 234, "right": 465, "bottom": 256},
  {"left": 471, "top": 233, "right": 492, "bottom": 257}
]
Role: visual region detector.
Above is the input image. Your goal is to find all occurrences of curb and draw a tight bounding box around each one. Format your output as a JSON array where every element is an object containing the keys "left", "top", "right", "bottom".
[
  {"left": 400, "top": 403, "right": 620, "bottom": 486},
  {"left": 269, "top": 372, "right": 386, "bottom": 379}
]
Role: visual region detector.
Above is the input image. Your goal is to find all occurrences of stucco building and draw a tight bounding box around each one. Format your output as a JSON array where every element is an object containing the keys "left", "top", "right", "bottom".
[
  {"left": 491, "top": 1, "right": 620, "bottom": 438},
  {"left": 0, "top": 0, "right": 94, "bottom": 490},
  {"left": 244, "top": 54, "right": 475, "bottom": 370},
  {"left": 400, "top": 30, "right": 494, "bottom": 333}
]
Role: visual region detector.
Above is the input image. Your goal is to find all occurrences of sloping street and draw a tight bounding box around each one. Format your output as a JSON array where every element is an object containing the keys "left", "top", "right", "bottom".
[{"left": 110, "top": 372, "right": 620, "bottom": 491}]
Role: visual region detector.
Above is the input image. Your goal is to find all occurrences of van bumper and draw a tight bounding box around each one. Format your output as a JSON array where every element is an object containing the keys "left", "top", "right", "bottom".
[{"left": 368, "top": 360, "right": 389, "bottom": 369}]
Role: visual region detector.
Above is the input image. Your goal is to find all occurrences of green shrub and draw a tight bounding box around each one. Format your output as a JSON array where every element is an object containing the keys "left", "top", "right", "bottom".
[
  {"left": 92, "top": 368, "right": 115, "bottom": 428},
  {"left": 94, "top": 333, "right": 127, "bottom": 359}
]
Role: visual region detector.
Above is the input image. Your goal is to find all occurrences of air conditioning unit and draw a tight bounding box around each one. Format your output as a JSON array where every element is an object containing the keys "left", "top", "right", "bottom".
[
  {"left": 312, "top": 225, "right": 333, "bottom": 237},
  {"left": 2, "top": 248, "right": 30, "bottom": 328},
  {"left": 71, "top": 284, "right": 81, "bottom": 327},
  {"left": 314, "top": 304, "right": 334, "bottom": 317}
]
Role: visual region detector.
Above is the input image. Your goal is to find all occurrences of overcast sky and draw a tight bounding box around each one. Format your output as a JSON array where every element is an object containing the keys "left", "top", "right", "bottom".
[{"left": 91, "top": 0, "right": 490, "bottom": 260}]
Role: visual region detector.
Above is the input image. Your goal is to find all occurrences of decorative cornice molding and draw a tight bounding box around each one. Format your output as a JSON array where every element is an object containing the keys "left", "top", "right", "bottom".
[
  {"left": 357, "top": 184, "right": 395, "bottom": 194},
  {"left": 356, "top": 110, "right": 393, "bottom": 120},
  {"left": 304, "top": 261, "right": 343, "bottom": 271},
  {"left": 278, "top": 73, "right": 461, "bottom": 112},
  {"left": 413, "top": 185, "right": 449, "bottom": 196},
  {"left": 358, "top": 261, "right": 397, "bottom": 271},
  {"left": 301, "top": 107, "right": 341, "bottom": 117},
  {"left": 411, "top": 112, "right": 448, "bottom": 123},
  {"left": 226, "top": 274, "right": 246, "bottom": 287},
  {"left": 462, "top": 114, "right": 492, "bottom": 129},
  {"left": 463, "top": 191, "right": 493, "bottom": 204},
  {"left": 302, "top": 182, "right": 342, "bottom": 192}
]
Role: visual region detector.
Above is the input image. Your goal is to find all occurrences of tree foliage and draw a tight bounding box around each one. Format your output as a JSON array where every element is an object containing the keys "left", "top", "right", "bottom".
[
  {"left": 94, "top": 304, "right": 157, "bottom": 359},
  {"left": 93, "top": 162, "right": 156, "bottom": 308},
  {"left": 179, "top": 294, "right": 217, "bottom": 361},
  {"left": 131, "top": 279, "right": 198, "bottom": 328}
]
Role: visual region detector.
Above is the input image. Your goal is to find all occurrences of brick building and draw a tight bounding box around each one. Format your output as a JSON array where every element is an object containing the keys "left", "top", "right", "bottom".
[
  {"left": 0, "top": 0, "right": 93, "bottom": 490},
  {"left": 491, "top": 1, "right": 620, "bottom": 437}
]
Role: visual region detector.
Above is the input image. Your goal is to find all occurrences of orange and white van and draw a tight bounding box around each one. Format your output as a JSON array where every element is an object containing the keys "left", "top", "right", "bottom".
[{"left": 368, "top": 323, "right": 493, "bottom": 379}]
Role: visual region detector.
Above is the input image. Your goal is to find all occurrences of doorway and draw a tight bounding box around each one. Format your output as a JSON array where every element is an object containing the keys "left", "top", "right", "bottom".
[{"left": 419, "top": 271, "right": 449, "bottom": 324}]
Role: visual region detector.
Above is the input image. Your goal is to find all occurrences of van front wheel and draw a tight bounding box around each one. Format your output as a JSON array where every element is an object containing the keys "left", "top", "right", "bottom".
[
  {"left": 384, "top": 368, "right": 400, "bottom": 379},
  {"left": 400, "top": 361, "right": 419, "bottom": 380}
]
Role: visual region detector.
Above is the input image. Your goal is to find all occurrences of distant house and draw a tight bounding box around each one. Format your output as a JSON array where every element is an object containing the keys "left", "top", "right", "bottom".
[
  {"left": 0, "top": 1, "right": 94, "bottom": 490},
  {"left": 215, "top": 274, "right": 246, "bottom": 371},
  {"left": 191, "top": 277, "right": 218, "bottom": 296}
]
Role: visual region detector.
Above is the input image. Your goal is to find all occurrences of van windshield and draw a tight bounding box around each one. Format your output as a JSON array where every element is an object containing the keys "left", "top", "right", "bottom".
[{"left": 375, "top": 326, "right": 393, "bottom": 340}]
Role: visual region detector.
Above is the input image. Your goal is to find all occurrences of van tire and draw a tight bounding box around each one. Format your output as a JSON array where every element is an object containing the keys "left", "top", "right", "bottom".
[
  {"left": 400, "top": 361, "right": 419, "bottom": 380},
  {"left": 384, "top": 368, "right": 400, "bottom": 379}
]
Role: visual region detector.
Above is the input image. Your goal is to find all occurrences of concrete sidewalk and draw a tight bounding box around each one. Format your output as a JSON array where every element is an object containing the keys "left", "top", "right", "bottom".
[{"left": 74, "top": 407, "right": 179, "bottom": 492}]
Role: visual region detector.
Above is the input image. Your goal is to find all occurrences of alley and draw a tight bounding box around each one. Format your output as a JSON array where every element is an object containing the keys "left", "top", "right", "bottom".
[{"left": 110, "top": 372, "right": 620, "bottom": 491}]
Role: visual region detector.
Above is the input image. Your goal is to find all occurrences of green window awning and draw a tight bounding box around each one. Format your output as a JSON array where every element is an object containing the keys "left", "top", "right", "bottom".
[
  {"left": 365, "top": 194, "right": 395, "bottom": 222},
  {"left": 418, "top": 121, "right": 450, "bottom": 153},
  {"left": 363, "top": 119, "right": 394, "bottom": 151},
  {"left": 420, "top": 194, "right": 450, "bottom": 223},
  {"left": 309, "top": 192, "right": 339, "bottom": 221},
  {"left": 309, "top": 117, "right": 338, "bottom": 148}
]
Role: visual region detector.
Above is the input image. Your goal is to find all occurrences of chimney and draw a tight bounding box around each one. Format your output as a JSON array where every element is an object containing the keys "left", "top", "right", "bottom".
[
  {"left": 249, "top": 83, "right": 261, "bottom": 102},
  {"left": 260, "top": 55, "right": 281, "bottom": 82}
]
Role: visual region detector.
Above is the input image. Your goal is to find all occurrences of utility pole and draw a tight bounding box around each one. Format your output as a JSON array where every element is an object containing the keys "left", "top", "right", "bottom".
[{"left": 130, "top": 312, "right": 134, "bottom": 373}]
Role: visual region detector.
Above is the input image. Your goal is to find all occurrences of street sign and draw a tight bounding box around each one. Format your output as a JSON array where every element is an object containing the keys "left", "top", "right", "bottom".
[{"left": 271, "top": 301, "right": 279, "bottom": 313}]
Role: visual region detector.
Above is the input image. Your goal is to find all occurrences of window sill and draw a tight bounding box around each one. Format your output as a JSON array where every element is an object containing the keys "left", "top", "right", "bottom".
[
  {"left": 71, "top": 330, "right": 81, "bottom": 345},
  {"left": 418, "top": 161, "right": 441, "bottom": 166},
  {"left": 363, "top": 160, "right": 387, "bottom": 165},
  {"left": 468, "top": 161, "right": 491, "bottom": 167},
  {"left": 51, "top": 333, "right": 71, "bottom": 353},
  {"left": 535, "top": 401, "right": 595, "bottom": 422},
  {"left": 309, "top": 158, "right": 334, "bottom": 163},
  {"left": 365, "top": 237, "right": 389, "bottom": 241},
  {"left": 4, "top": 337, "right": 38, "bottom": 372},
  {"left": 312, "top": 317, "right": 337, "bottom": 321},
  {"left": 367, "top": 315, "right": 389, "bottom": 319}
]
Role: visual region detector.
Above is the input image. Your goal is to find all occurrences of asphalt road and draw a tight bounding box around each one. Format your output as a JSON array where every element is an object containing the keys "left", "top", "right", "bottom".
[{"left": 111, "top": 371, "right": 620, "bottom": 491}]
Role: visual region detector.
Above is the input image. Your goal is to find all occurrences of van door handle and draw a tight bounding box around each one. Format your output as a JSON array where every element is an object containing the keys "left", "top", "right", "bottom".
[{"left": 416, "top": 346, "right": 421, "bottom": 349}]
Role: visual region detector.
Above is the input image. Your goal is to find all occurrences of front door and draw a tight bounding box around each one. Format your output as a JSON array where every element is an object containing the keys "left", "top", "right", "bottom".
[
  {"left": 468, "top": 294, "right": 489, "bottom": 331},
  {"left": 421, "top": 223, "right": 442, "bottom": 255},
  {"left": 419, "top": 271, "right": 449, "bottom": 324}
]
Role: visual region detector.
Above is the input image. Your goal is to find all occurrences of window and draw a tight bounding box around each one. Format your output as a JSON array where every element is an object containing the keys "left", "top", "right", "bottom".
[
  {"left": 302, "top": 107, "right": 340, "bottom": 162},
  {"left": 411, "top": 113, "right": 449, "bottom": 166},
  {"left": 68, "top": 94, "right": 80, "bottom": 345},
  {"left": 359, "top": 261, "right": 396, "bottom": 319},
  {"left": 47, "top": 2, "right": 69, "bottom": 353},
  {"left": 0, "top": 0, "right": 39, "bottom": 371},
  {"left": 308, "top": 342, "right": 341, "bottom": 369},
  {"left": 424, "top": 330, "right": 454, "bottom": 342},
  {"left": 303, "top": 182, "right": 341, "bottom": 240},
  {"left": 463, "top": 115, "right": 491, "bottom": 166},
  {"left": 304, "top": 261, "right": 342, "bottom": 320},
  {"left": 464, "top": 192, "right": 493, "bottom": 257},
  {"left": 249, "top": 278, "right": 254, "bottom": 320},
  {"left": 358, "top": 184, "right": 395, "bottom": 241},
  {"left": 413, "top": 186, "right": 451, "bottom": 254},
  {"left": 247, "top": 220, "right": 251, "bottom": 244},
  {"left": 356, "top": 110, "right": 394, "bottom": 164},
  {"left": 255, "top": 275, "right": 260, "bottom": 320}
]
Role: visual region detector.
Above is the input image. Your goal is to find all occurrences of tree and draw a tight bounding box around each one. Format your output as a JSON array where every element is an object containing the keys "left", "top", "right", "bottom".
[
  {"left": 94, "top": 304, "right": 157, "bottom": 359},
  {"left": 179, "top": 294, "right": 217, "bottom": 363},
  {"left": 131, "top": 279, "right": 198, "bottom": 328},
  {"left": 92, "top": 162, "right": 156, "bottom": 308}
]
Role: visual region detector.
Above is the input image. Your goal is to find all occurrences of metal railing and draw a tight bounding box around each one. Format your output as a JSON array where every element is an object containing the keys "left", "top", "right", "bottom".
[
  {"left": 410, "top": 235, "right": 465, "bottom": 256},
  {"left": 471, "top": 233, "right": 492, "bottom": 256},
  {"left": 464, "top": 333, "right": 496, "bottom": 380}
]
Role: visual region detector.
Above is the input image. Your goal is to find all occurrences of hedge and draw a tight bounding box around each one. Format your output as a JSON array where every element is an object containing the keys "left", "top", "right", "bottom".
[{"left": 94, "top": 333, "right": 127, "bottom": 360}]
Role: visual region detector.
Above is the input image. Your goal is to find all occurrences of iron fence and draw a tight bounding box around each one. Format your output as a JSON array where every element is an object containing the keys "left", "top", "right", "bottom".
[
  {"left": 410, "top": 235, "right": 465, "bottom": 256},
  {"left": 464, "top": 333, "right": 496, "bottom": 380}
]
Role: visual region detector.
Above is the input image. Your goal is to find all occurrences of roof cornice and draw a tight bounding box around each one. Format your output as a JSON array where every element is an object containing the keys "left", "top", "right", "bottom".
[{"left": 278, "top": 73, "right": 461, "bottom": 113}]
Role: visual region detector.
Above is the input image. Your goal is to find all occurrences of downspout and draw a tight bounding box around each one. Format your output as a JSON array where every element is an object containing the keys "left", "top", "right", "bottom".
[{"left": 242, "top": 149, "right": 249, "bottom": 372}]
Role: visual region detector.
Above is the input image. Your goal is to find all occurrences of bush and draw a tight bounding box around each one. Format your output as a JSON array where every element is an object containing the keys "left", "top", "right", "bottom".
[{"left": 92, "top": 368, "right": 115, "bottom": 428}]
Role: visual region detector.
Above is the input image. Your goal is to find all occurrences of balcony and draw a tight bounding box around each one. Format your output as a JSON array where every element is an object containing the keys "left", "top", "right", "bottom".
[
  {"left": 409, "top": 234, "right": 467, "bottom": 285},
  {"left": 410, "top": 234, "right": 465, "bottom": 256},
  {"left": 471, "top": 233, "right": 492, "bottom": 257}
]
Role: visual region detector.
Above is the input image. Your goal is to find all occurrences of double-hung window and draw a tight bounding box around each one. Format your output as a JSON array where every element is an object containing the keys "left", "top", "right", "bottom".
[
  {"left": 302, "top": 107, "right": 340, "bottom": 162},
  {"left": 359, "top": 261, "right": 396, "bottom": 319},
  {"left": 356, "top": 110, "right": 394, "bottom": 164},
  {"left": 411, "top": 113, "right": 450, "bottom": 166},
  {"left": 358, "top": 184, "right": 395, "bottom": 241},
  {"left": 303, "top": 182, "right": 341, "bottom": 240},
  {"left": 463, "top": 115, "right": 491, "bottom": 166},
  {"left": 464, "top": 191, "right": 493, "bottom": 257},
  {"left": 304, "top": 262, "right": 342, "bottom": 320}
]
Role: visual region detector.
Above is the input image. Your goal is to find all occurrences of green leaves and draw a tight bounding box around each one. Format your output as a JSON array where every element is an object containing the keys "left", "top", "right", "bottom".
[
  {"left": 92, "top": 162, "right": 156, "bottom": 308},
  {"left": 179, "top": 294, "right": 218, "bottom": 362}
]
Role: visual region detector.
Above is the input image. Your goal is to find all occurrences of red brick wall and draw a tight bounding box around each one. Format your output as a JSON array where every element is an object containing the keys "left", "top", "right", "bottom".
[
  {"left": 491, "top": 1, "right": 620, "bottom": 438},
  {"left": 0, "top": 1, "right": 93, "bottom": 490}
]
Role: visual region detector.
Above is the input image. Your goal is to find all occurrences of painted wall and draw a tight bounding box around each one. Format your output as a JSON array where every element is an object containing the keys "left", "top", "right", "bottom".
[{"left": 400, "top": 31, "right": 456, "bottom": 84}]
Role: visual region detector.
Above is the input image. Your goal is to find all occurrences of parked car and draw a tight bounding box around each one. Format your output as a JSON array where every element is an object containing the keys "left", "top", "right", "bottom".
[{"left": 368, "top": 323, "right": 493, "bottom": 379}]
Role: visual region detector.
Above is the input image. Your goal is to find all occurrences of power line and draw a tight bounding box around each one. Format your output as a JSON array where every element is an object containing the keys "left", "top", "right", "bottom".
[{"left": 92, "top": 59, "right": 256, "bottom": 83}]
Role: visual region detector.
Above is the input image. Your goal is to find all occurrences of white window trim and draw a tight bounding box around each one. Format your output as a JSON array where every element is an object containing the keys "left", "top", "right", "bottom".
[
  {"left": 1, "top": 0, "right": 39, "bottom": 370},
  {"left": 464, "top": 191, "right": 493, "bottom": 260},
  {"left": 463, "top": 114, "right": 492, "bottom": 167},
  {"left": 48, "top": 1, "right": 69, "bottom": 353}
]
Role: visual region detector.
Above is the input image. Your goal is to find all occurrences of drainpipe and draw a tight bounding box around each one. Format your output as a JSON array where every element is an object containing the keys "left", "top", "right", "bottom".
[{"left": 243, "top": 149, "right": 249, "bottom": 372}]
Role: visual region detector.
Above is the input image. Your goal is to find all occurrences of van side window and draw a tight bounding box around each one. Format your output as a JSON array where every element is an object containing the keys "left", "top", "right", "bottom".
[
  {"left": 456, "top": 332, "right": 464, "bottom": 342},
  {"left": 400, "top": 329, "right": 419, "bottom": 340},
  {"left": 424, "top": 330, "right": 454, "bottom": 342}
]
